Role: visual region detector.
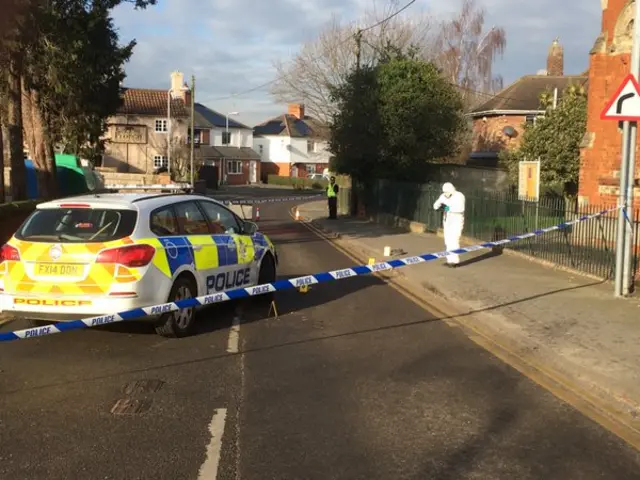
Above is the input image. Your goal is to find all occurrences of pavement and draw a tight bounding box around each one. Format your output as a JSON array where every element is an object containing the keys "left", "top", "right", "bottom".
[
  {"left": 298, "top": 199, "right": 640, "bottom": 444},
  {"left": 1, "top": 186, "right": 640, "bottom": 479}
]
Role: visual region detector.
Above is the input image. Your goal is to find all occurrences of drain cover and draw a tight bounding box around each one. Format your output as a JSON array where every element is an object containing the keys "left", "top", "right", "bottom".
[
  {"left": 110, "top": 397, "right": 152, "bottom": 415},
  {"left": 122, "top": 379, "right": 165, "bottom": 395}
]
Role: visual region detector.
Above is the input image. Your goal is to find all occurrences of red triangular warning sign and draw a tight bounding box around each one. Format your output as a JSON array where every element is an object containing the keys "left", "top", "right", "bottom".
[{"left": 601, "top": 73, "right": 640, "bottom": 121}]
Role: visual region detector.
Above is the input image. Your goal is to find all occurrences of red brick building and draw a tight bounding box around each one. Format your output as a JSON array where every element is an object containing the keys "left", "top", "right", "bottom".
[
  {"left": 579, "top": 0, "right": 639, "bottom": 205},
  {"left": 469, "top": 40, "right": 588, "bottom": 166}
]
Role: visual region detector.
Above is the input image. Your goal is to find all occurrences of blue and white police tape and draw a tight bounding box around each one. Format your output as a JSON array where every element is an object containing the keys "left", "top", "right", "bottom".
[
  {"left": 221, "top": 194, "right": 324, "bottom": 206},
  {"left": 0, "top": 206, "right": 618, "bottom": 342}
]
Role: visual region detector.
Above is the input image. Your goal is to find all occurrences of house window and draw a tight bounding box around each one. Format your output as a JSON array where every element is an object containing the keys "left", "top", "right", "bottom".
[
  {"left": 155, "top": 119, "right": 167, "bottom": 133},
  {"left": 227, "top": 160, "right": 242, "bottom": 174},
  {"left": 258, "top": 144, "right": 263, "bottom": 155},
  {"left": 525, "top": 115, "right": 537, "bottom": 125},
  {"left": 188, "top": 130, "right": 202, "bottom": 145},
  {"left": 307, "top": 140, "right": 317, "bottom": 153},
  {"left": 222, "top": 131, "right": 231, "bottom": 145},
  {"left": 153, "top": 155, "right": 168, "bottom": 168},
  {"left": 306, "top": 164, "right": 315, "bottom": 174}
]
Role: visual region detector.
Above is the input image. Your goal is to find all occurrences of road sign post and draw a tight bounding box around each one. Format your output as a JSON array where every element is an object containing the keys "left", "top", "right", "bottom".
[{"left": 601, "top": 0, "right": 640, "bottom": 296}]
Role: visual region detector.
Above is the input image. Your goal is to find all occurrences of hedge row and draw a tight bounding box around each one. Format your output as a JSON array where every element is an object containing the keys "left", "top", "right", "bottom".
[{"left": 267, "top": 175, "right": 327, "bottom": 190}]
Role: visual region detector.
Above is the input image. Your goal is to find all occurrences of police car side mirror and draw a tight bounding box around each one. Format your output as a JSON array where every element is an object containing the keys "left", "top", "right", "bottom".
[{"left": 243, "top": 221, "right": 258, "bottom": 235}]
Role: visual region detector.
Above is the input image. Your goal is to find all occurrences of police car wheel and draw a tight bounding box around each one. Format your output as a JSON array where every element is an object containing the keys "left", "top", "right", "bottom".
[
  {"left": 154, "top": 277, "right": 197, "bottom": 338},
  {"left": 255, "top": 254, "right": 276, "bottom": 305}
]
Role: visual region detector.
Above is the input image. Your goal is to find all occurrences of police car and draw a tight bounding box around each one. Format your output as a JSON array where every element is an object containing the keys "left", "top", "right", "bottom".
[{"left": 0, "top": 193, "right": 278, "bottom": 337}]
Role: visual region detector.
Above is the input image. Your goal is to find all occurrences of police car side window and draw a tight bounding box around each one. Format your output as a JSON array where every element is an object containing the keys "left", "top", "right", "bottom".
[
  {"left": 150, "top": 206, "right": 178, "bottom": 236},
  {"left": 198, "top": 201, "right": 241, "bottom": 235},
  {"left": 174, "top": 201, "right": 210, "bottom": 235}
]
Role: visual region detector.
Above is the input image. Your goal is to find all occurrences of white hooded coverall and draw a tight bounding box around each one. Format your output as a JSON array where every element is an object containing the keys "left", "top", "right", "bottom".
[{"left": 433, "top": 183, "right": 465, "bottom": 264}]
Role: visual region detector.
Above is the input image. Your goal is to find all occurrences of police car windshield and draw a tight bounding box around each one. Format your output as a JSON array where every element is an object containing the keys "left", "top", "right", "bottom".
[{"left": 15, "top": 208, "right": 137, "bottom": 243}]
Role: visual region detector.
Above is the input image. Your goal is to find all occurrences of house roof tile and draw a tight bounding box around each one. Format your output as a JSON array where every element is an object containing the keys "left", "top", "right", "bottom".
[
  {"left": 116, "top": 88, "right": 189, "bottom": 117},
  {"left": 194, "top": 103, "right": 251, "bottom": 129},
  {"left": 253, "top": 114, "right": 328, "bottom": 139},
  {"left": 470, "top": 75, "right": 589, "bottom": 115},
  {"left": 198, "top": 146, "right": 261, "bottom": 160}
]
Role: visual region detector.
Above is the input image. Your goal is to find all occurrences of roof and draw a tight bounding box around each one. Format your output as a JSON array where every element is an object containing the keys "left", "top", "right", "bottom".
[
  {"left": 470, "top": 75, "right": 589, "bottom": 116},
  {"left": 194, "top": 103, "right": 251, "bottom": 130},
  {"left": 253, "top": 114, "right": 328, "bottom": 139},
  {"left": 116, "top": 88, "right": 189, "bottom": 117},
  {"left": 198, "top": 146, "right": 261, "bottom": 160},
  {"left": 36, "top": 193, "right": 224, "bottom": 212}
]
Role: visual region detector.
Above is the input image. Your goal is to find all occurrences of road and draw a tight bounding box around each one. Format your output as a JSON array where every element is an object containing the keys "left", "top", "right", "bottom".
[{"left": 1, "top": 186, "right": 639, "bottom": 479}]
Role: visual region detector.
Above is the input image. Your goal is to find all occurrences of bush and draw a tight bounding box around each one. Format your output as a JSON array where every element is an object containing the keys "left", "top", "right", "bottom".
[{"left": 267, "top": 175, "right": 327, "bottom": 190}]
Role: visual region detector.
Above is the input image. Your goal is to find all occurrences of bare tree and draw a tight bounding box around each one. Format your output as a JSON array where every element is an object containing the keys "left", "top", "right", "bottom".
[
  {"left": 434, "top": 0, "right": 506, "bottom": 110},
  {"left": 271, "top": 0, "right": 439, "bottom": 125}
]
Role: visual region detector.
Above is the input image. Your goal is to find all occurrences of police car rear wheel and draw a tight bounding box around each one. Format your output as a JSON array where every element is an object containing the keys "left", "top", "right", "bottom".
[
  {"left": 154, "top": 277, "right": 197, "bottom": 338},
  {"left": 255, "top": 254, "right": 276, "bottom": 305}
]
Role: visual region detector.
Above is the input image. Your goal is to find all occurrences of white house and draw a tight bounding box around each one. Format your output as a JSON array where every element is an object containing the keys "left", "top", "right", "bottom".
[
  {"left": 253, "top": 103, "right": 331, "bottom": 181},
  {"left": 193, "top": 103, "right": 261, "bottom": 185}
]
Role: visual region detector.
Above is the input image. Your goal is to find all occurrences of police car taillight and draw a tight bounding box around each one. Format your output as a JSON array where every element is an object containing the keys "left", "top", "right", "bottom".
[
  {"left": 0, "top": 244, "right": 20, "bottom": 263},
  {"left": 96, "top": 244, "right": 155, "bottom": 267}
]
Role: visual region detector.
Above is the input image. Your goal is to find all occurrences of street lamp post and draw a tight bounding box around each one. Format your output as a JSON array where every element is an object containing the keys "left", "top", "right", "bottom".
[{"left": 167, "top": 89, "right": 171, "bottom": 177}]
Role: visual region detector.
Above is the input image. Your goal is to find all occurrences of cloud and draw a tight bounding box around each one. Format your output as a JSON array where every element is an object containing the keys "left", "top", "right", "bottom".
[{"left": 112, "top": 0, "right": 601, "bottom": 126}]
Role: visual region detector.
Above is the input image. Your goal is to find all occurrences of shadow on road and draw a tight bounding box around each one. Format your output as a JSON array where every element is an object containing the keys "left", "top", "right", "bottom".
[{"left": 0, "top": 279, "right": 601, "bottom": 397}]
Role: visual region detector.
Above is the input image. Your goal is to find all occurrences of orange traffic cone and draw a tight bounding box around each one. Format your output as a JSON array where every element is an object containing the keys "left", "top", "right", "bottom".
[
  {"left": 295, "top": 208, "right": 300, "bottom": 220},
  {"left": 255, "top": 207, "right": 260, "bottom": 221}
]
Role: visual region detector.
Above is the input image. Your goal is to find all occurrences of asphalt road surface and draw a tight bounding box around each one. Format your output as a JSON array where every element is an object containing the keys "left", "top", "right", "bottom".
[{"left": 1, "top": 187, "right": 640, "bottom": 479}]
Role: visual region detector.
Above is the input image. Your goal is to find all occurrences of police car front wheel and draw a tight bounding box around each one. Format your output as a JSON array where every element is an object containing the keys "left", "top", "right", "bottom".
[{"left": 154, "top": 276, "right": 197, "bottom": 338}]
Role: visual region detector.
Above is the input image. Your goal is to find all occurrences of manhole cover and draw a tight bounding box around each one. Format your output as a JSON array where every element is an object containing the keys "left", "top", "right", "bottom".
[
  {"left": 122, "top": 379, "right": 165, "bottom": 396},
  {"left": 110, "top": 397, "right": 152, "bottom": 415}
]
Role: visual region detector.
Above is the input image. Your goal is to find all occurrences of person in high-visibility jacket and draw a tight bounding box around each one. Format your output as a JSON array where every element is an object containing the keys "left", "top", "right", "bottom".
[
  {"left": 326, "top": 176, "right": 339, "bottom": 219},
  {"left": 433, "top": 182, "right": 465, "bottom": 267}
]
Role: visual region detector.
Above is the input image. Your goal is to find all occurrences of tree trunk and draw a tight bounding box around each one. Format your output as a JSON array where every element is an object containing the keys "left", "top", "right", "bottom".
[
  {"left": 0, "top": 118, "right": 5, "bottom": 203},
  {"left": 21, "top": 79, "right": 57, "bottom": 199},
  {"left": 3, "top": 56, "right": 27, "bottom": 201}
]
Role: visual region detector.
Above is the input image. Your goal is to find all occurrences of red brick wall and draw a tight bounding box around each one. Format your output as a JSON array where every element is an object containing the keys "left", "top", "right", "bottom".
[
  {"left": 297, "top": 163, "right": 329, "bottom": 177},
  {"left": 471, "top": 115, "right": 527, "bottom": 153},
  {"left": 212, "top": 159, "right": 260, "bottom": 185},
  {"left": 579, "top": 0, "right": 640, "bottom": 206}
]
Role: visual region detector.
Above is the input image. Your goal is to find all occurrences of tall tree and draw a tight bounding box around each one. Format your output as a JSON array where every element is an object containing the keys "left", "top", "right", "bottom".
[
  {"left": 329, "top": 65, "right": 382, "bottom": 186},
  {"left": 376, "top": 56, "right": 465, "bottom": 180},
  {"left": 499, "top": 84, "right": 587, "bottom": 195},
  {"left": 330, "top": 52, "right": 465, "bottom": 184},
  {"left": 435, "top": 0, "right": 506, "bottom": 109},
  {"left": 271, "top": 0, "right": 438, "bottom": 124},
  {"left": 0, "top": 0, "right": 155, "bottom": 200}
]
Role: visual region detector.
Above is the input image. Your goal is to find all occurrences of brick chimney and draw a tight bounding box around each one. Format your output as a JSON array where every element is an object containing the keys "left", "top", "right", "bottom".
[
  {"left": 170, "top": 71, "right": 186, "bottom": 100},
  {"left": 288, "top": 103, "right": 305, "bottom": 119},
  {"left": 547, "top": 38, "right": 564, "bottom": 76}
]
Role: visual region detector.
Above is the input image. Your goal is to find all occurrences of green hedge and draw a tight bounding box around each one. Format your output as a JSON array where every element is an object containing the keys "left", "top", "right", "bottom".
[{"left": 267, "top": 175, "right": 327, "bottom": 190}]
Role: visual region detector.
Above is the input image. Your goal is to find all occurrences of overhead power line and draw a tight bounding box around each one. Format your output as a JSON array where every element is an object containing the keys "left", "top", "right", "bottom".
[{"left": 210, "top": 0, "right": 419, "bottom": 101}]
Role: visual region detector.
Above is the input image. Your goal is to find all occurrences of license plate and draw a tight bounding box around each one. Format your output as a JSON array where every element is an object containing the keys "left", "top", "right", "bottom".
[{"left": 35, "top": 263, "right": 83, "bottom": 277}]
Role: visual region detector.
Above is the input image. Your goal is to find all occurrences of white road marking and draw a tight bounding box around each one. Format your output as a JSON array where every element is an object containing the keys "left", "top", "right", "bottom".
[
  {"left": 197, "top": 408, "right": 228, "bottom": 479},
  {"left": 227, "top": 316, "right": 240, "bottom": 353}
]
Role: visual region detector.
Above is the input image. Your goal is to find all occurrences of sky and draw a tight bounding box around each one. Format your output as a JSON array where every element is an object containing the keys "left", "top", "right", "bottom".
[{"left": 111, "top": 0, "right": 601, "bottom": 127}]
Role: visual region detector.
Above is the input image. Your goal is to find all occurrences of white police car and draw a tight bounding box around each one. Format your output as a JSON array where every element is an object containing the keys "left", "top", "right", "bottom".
[{"left": 0, "top": 193, "right": 278, "bottom": 337}]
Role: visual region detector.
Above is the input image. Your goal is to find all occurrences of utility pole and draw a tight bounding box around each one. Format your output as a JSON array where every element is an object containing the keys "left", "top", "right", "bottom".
[
  {"left": 615, "top": 0, "right": 640, "bottom": 296},
  {"left": 354, "top": 29, "right": 362, "bottom": 71},
  {"left": 190, "top": 75, "right": 195, "bottom": 190},
  {"left": 167, "top": 88, "right": 171, "bottom": 178}
]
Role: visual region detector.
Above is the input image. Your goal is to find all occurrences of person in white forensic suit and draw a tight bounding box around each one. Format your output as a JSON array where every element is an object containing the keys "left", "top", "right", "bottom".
[{"left": 433, "top": 182, "right": 465, "bottom": 267}]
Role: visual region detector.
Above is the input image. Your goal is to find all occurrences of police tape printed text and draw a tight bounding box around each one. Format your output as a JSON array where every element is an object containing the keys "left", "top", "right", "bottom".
[{"left": 433, "top": 182, "right": 465, "bottom": 266}]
